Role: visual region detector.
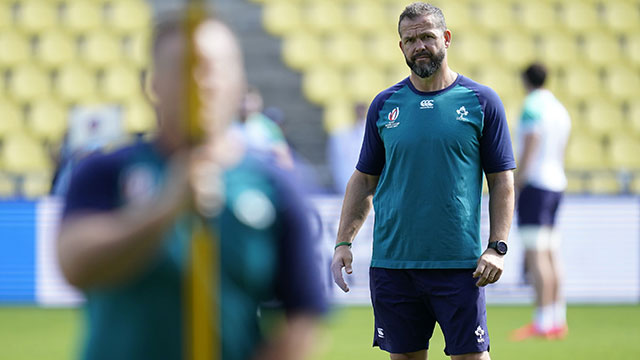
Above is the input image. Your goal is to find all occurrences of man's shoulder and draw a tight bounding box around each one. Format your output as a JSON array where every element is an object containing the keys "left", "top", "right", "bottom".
[
  {"left": 74, "top": 142, "right": 155, "bottom": 177},
  {"left": 456, "top": 75, "right": 500, "bottom": 101}
]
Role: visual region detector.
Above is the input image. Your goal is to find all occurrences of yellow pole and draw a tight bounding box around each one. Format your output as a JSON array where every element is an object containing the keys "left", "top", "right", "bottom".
[{"left": 183, "top": 1, "right": 220, "bottom": 360}]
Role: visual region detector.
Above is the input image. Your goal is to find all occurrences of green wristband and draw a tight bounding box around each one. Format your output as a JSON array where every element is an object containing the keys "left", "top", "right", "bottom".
[{"left": 334, "top": 241, "right": 352, "bottom": 250}]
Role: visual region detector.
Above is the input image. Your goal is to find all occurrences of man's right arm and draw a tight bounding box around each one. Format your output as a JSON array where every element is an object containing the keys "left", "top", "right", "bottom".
[{"left": 330, "top": 170, "right": 379, "bottom": 292}]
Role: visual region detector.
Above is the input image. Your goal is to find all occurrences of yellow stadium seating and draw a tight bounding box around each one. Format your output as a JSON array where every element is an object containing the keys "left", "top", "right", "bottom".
[
  {"left": 22, "top": 172, "right": 51, "bottom": 198},
  {"left": 583, "top": 33, "right": 622, "bottom": 67},
  {"left": 0, "top": 3, "right": 11, "bottom": 31},
  {"left": 628, "top": 101, "right": 640, "bottom": 135},
  {"left": 344, "top": 65, "right": 386, "bottom": 104},
  {"left": 602, "top": 1, "right": 640, "bottom": 34},
  {"left": 539, "top": 33, "right": 580, "bottom": 67},
  {"left": 584, "top": 172, "right": 621, "bottom": 195},
  {"left": 10, "top": 64, "right": 51, "bottom": 103},
  {"left": 28, "top": 99, "right": 68, "bottom": 143},
  {"left": 305, "top": 2, "right": 343, "bottom": 35},
  {"left": 583, "top": 101, "right": 625, "bottom": 137},
  {"left": 0, "top": 100, "right": 24, "bottom": 138},
  {"left": 262, "top": 1, "right": 301, "bottom": 36},
  {"left": 101, "top": 65, "right": 141, "bottom": 101},
  {"left": 82, "top": 31, "right": 122, "bottom": 68},
  {"left": 565, "top": 135, "right": 608, "bottom": 171},
  {"left": 324, "top": 34, "right": 365, "bottom": 69},
  {"left": 563, "top": 65, "right": 602, "bottom": 100},
  {"left": 0, "top": 32, "right": 30, "bottom": 67},
  {"left": 281, "top": 32, "right": 322, "bottom": 71},
  {"left": 432, "top": 1, "right": 473, "bottom": 34},
  {"left": 367, "top": 33, "right": 402, "bottom": 69},
  {"left": 447, "top": 32, "right": 493, "bottom": 67},
  {"left": 108, "top": 0, "right": 151, "bottom": 34},
  {"left": 303, "top": 66, "right": 343, "bottom": 105},
  {"left": 518, "top": 2, "right": 559, "bottom": 33},
  {"left": 623, "top": 33, "right": 640, "bottom": 65},
  {"left": 323, "top": 101, "right": 356, "bottom": 134},
  {"left": 565, "top": 173, "right": 586, "bottom": 194},
  {"left": 63, "top": 0, "right": 103, "bottom": 33},
  {"left": 630, "top": 173, "right": 640, "bottom": 194},
  {"left": 347, "top": 1, "right": 386, "bottom": 35},
  {"left": 608, "top": 134, "right": 640, "bottom": 170},
  {"left": 0, "top": 172, "right": 17, "bottom": 198},
  {"left": 495, "top": 32, "right": 538, "bottom": 67},
  {"left": 560, "top": 1, "right": 601, "bottom": 34},
  {"left": 123, "top": 33, "right": 150, "bottom": 68},
  {"left": 15, "top": 0, "right": 58, "bottom": 34},
  {"left": 475, "top": 0, "right": 517, "bottom": 33},
  {"left": 36, "top": 31, "right": 76, "bottom": 68},
  {"left": 56, "top": 64, "right": 97, "bottom": 103},
  {"left": 474, "top": 66, "right": 523, "bottom": 102},
  {"left": 122, "top": 99, "right": 156, "bottom": 134},
  {"left": 604, "top": 67, "right": 640, "bottom": 102},
  {"left": 0, "top": 132, "right": 51, "bottom": 174}
]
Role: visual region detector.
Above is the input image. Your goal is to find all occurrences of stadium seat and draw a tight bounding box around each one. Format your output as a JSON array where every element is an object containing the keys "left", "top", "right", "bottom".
[
  {"left": 302, "top": 67, "right": 344, "bottom": 105},
  {"left": 304, "top": 2, "right": 343, "bottom": 35},
  {"left": 518, "top": 2, "right": 559, "bottom": 33},
  {"left": 475, "top": 0, "right": 517, "bottom": 33},
  {"left": 433, "top": 1, "right": 474, "bottom": 33},
  {"left": 627, "top": 100, "right": 640, "bottom": 135},
  {"left": 347, "top": 1, "right": 386, "bottom": 35},
  {"left": 101, "top": 65, "right": 142, "bottom": 101},
  {"left": 63, "top": 0, "right": 103, "bottom": 33},
  {"left": 28, "top": 99, "right": 68, "bottom": 143},
  {"left": 81, "top": 31, "right": 122, "bottom": 68},
  {"left": 9, "top": 64, "right": 51, "bottom": 103},
  {"left": 324, "top": 34, "right": 365, "bottom": 69},
  {"left": 0, "top": 172, "right": 17, "bottom": 198},
  {"left": 344, "top": 65, "right": 386, "bottom": 104},
  {"left": 36, "top": 31, "right": 76, "bottom": 68},
  {"left": 367, "top": 33, "right": 402, "bottom": 69},
  {"left": 123, "top": 32, "right": 150, "bottom": 68},
  {"left": 0, "top": 32, "right": 30, "bottom": 67},
  {"left": 604, "top": 67, "right": 640, "bottom": 102},
  {"left": 565, "top": 172, "right": 585, "bottom": 194},
  {"left": 0, "top": 3, "right": 11, "bottom": 31},
  {"left": 22, "top": 172, "right": 51, "bottom": 198},
  {"left": 0, "top": 100, "right": 24, "bottom": 138},
  {"left": 323, "top": 101, "right": 356, "bottom": 134},
  {"left": 565, "top": 135, "right": 608, "bottom": 171},
  {"left": 447, "top": 32, "right": 494, "bottom": 67},
  {"left": 560, "top": 1, "right": 601, "bottom": 33},
  {"left": 608, "top": 134, "right": 640, "bottom": 170},
  {"left": 262, "top": 1, "right": 302, "bottom": 36},
  {"left": 583, "top": 33, "right": 622, "bottom": 67},
  {"left": 495, "top": 33, "right": 538, "bottom": 67},
  {"left": 15, "top": 0, "right": 58, "bottom": 34},
  {"left": 122, "top": 99, "right": 156, "bottom": 134},
  {"left": 563, "top": 66, "right": 602, "bottom": 100},
  {"left": 281, "top": 33, "right": 322, "bottom": 71},
  {"left": 0, "top": 132, "right": 51, "bottom": 174},
  {"left": 108, "top": 0, "right": 151, "bottom": 34},
  {"left": 583, "top": 101, "right": 625, "bottom": 137},
  {"left": 584, "top": 172, "right": 621, "bottom": 194},
  {"left": 602, "top": 2, "right": 640, "bottom": 35},
  {"left": 539, "top": 33, "right": 580, "bottom": 67},
  {"left": 474, "top": 66, "right": 522, "bottom": 101},
  {"left": 386, "top": 64, "right": 410, "bottom": 87},
  {"left": 629, "top": 173, "right": 640, "bottom": 194},
  {"left": 622, "top": 33, "right": 640, "bottom": 65},
  {"left": 56, "top": 64, "right": 97, "bottom": 103}
]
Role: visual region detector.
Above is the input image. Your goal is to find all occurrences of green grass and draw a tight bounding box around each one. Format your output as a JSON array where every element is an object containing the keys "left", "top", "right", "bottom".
[{"left": 1, "top": 305, "right": 639, "bottom": 359}]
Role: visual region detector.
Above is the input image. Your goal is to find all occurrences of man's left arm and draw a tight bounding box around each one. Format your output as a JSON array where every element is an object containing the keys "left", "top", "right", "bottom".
[{"left": 473, "top": 170, "right": 515, "bottom": 287}]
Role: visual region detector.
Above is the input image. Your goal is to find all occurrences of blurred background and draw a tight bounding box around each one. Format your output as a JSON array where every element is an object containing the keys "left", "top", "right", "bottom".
[{"left": 0, "top": 0, "right": 639, "bottom": 359}]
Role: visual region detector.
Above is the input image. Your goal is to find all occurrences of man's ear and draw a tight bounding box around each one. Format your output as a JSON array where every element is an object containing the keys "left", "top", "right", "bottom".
[{"left": 444, "top": 29, "right": 452, "bottom": 49}]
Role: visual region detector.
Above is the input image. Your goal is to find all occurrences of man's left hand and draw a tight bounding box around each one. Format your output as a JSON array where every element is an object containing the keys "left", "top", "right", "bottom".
[{"left": 472, "top": 248, "right": 504, "bottom": 287}]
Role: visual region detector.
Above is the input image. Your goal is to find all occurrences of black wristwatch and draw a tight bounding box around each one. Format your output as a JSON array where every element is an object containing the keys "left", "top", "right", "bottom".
[{"left": 488, "top": 241, "right": 508, "bottom": 255}]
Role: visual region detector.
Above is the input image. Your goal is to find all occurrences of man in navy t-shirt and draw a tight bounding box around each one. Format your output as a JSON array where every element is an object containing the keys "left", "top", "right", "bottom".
[{"left": 331, "top": 3, "right": 516, "bottom": 360}]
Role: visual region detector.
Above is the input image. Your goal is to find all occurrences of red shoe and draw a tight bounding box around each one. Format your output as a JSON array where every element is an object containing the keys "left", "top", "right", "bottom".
[
  {"left": 509, "top": 323, "right": 549, "bottom": 341},
  {"left": 547, "top": 325, "right": 569, "bottom": 340}
]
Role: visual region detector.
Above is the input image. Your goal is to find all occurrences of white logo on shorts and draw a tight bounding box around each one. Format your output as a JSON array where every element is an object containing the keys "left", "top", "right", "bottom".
[
  {"left": 474, "top": 325, "right": 485, "bottom": 343},
  {"left": 377, "top": 328, "right": 385, "bottom": 338}
]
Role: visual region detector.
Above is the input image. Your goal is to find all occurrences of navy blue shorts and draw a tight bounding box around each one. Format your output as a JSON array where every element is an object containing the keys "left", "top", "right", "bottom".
[
  {"left": 370, "top": 267, "right": 489, "bottom": 356},
  {"left": 517, "top": 185, "right": 563, "bottom": 226}
]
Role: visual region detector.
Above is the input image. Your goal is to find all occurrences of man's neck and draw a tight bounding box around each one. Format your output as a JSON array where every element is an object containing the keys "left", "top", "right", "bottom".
[{"left": 409, "top": 65, "right": 457, "bottom": 93}]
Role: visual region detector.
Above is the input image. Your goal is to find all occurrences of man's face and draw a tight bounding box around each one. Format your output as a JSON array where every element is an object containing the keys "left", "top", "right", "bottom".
[
  {"left": 151, "top": 20, "right": 246, "bottom": 145},
  {"left": 399, "top": 15, "right": 450, "bottom": 79}
]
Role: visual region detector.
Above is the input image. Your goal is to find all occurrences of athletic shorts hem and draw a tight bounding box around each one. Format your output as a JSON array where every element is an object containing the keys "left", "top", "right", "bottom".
[
  {"left": 373, "top": 341, "right": 428, "bottom": 354},
  {"left": 445, "top": 345, "right": 490, "bottom": 356},
  {"left": 370, "top": 259, "right": 478, "bottom": 269}
]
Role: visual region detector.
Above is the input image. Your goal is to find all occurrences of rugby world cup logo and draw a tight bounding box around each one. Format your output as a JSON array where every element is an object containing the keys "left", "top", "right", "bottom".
[{"left": 385, "top": 107, "right": 400, "bottom": 128}]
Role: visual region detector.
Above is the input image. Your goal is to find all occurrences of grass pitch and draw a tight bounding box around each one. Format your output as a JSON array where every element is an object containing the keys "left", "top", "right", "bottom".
[{"left": 0, "top": 305, "right": 638, "bottom": 359}]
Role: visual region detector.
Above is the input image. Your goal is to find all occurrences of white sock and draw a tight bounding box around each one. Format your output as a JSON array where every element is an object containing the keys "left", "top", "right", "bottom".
[
  {"left": 553, "top": 301, "right": 567, "bottom": 328},
  {"left": 535, "top": 304, "right": 554, "bottom": 332}
]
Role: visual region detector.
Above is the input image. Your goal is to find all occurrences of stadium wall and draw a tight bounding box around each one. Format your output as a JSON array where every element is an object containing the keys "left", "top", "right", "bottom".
[{"left": 0, "top": 196, "right": 638, "bottom": 306}]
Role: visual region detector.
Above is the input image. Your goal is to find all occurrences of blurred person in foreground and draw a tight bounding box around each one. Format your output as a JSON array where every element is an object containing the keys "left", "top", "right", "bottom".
[
  {"left": 510, "top": 63, "right": 571, "bottom": 341},
  {"left": 330, "top": 3, "right": 515, "bottom": 359},
  {"left": 56, "top": 14, "right": 326, "bottom": 360}
]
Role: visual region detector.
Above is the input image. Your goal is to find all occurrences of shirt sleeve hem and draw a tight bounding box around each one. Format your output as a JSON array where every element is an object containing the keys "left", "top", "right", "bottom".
[
  {"left": 355, "top": 162, "right": 382, "bottom": 176},
  {"left": 483, "top": 162, "right": 517, "bottom": 174}
]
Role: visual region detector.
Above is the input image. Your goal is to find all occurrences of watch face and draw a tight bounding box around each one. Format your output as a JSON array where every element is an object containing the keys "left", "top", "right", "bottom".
[{"left": 496, "top": 241, "right": 508, "bottom": 254}]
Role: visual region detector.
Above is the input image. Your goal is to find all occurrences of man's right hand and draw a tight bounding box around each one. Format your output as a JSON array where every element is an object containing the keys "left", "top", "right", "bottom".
[{"left": 330, "top": 245, "right": 354, "bottom": 292}]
